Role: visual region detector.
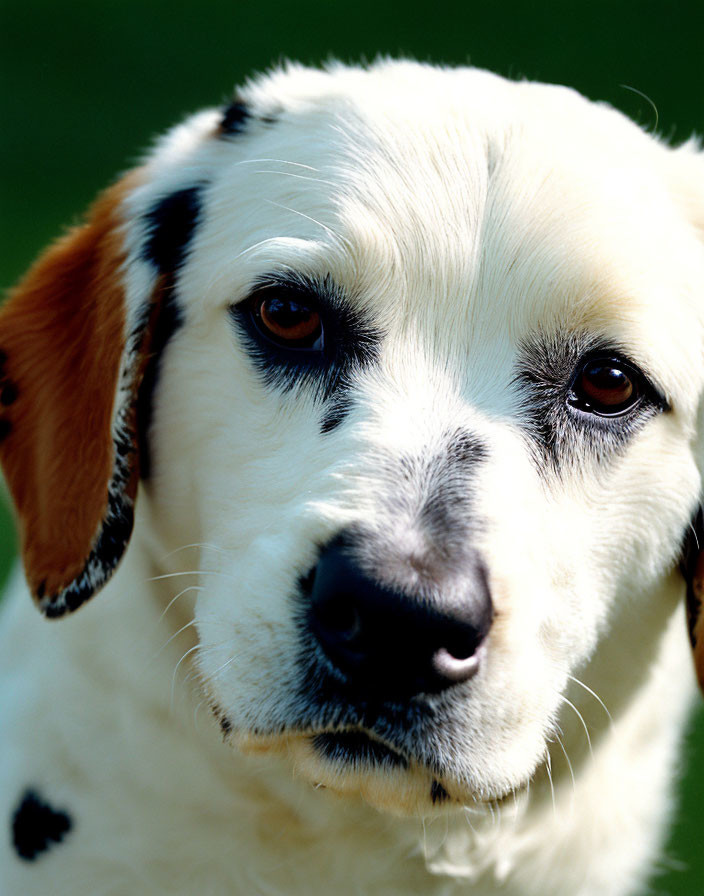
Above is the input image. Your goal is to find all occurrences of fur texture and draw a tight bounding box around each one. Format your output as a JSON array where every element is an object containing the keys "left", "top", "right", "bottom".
[{"left": 1, "top": 60, "right": 703, "bottom": 895}]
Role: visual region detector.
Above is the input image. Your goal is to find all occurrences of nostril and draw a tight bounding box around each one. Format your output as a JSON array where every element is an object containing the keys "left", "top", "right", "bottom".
[
  {"left": 432, "top": 647, "right": 481, "bottom": 683},
  {"left": 313, "top": 593, "right": 361, "bottom": 644}
]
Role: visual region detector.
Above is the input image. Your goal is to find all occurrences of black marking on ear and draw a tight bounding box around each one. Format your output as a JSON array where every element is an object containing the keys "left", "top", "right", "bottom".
[
  {"left": 142, "top": 186, "right": 203, "bottom": 276},
  {"left": 0, "top": 418, "right": 11, "bottom": 442},
  {"left": 11, "top": 790, "right": 72, "bottom": 861},
  {"left": 42, "top": 500, "right": 134, "bottom": 618},
  {"left": 1, "top": 380, "right": 18, "bottom": 405},
  {"left": 430, "top": 780, "right": 449, "bottom": 804},
  {"left": 219, "top": 100, "right": 251, "bottom": 135}
]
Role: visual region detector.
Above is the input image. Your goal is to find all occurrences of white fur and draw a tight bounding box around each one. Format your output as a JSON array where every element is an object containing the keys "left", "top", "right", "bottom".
[{"left": 1, "top": 60, "right": 703, "bottom": 895}]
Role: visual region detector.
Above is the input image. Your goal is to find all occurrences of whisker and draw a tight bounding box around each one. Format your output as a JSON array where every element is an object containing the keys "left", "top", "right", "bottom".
[
  {"left": 147, "top": 570, "right": 232, "bottom": 583},
  {"left": 158, "top": 585, "right": 204, "bottom": 624},
  {"left": 171, "top": 644, "right": 205, "bottom": 711},
  {"left": 209, "top": 649, "right": 245, "bottom": 681},
  {"left": 263, "top": 199, "right": 341, "bottom": 242},
  {"left": 619, "top": 84, "right": 659, "bottom": 132},
  {"left": 159, "top": 542, "right": 228, "bottom": 562},
  {"left": 251, "top": 169, "right": 336, "bottom": 187},
  {"left": 566, "top": 673, "right": 614, "bottom": 728},
  {"left": 554, "top": 732, "right": 576, "bottom": 804},
  {"left": 236, "top": 158, "right": 320, "bottom": 172},
  {"left": 157, "top": 618, "right": 199, "bottom": 655},
  {"left": 544, "top": 747, "right": 557, "bottom": 818},
  {"left": 559, "top": 694, "right": 594, "bottom": 758}
]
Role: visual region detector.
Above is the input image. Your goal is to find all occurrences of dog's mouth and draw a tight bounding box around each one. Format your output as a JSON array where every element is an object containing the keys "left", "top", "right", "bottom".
[{"left": 311, "top": 729, "right": 409, "bottom": 770}]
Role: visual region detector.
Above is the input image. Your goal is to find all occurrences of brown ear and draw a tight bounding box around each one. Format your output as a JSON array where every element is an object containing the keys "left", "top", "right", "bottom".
[
  {"left": 684, "top": 513, "right": 704, "bottom": 693},
  {"left": 0, "top": 178, "right": 146, "bottom": 616},
  {"left": 0, "top": 172, "right": 202, "bottom": 618}
]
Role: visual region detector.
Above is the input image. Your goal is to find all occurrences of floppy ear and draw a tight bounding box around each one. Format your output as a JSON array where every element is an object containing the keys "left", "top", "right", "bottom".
[
  {"left": 0, "top": 172, "right": 199, "bottom": 618},
  {"left": 0, "top": 177, "right": 142, "bottom": 616},
  {"left": 669, "top": 141, "right": 704, "bottom": 692}
]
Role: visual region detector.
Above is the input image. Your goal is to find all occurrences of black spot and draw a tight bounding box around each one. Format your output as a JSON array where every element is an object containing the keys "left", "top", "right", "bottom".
[
  {"left": 36, "top": 580, "right": 46, "bottom": 600},
  {"left": 0, "top": 349, "right": 7, "bottom": 372},
  {"left": 11, "top": 790, "right": 72, "bottom": 861},
  {"left": 219, "top": 100, "right": 251, "bottom": 135},
  {"left": 0, "top": 418, "right": 11, "bottom": 441},
  {"left": 430, "top": 780, "right": 449, "bottom": 804},
  {"left": 1, "top": 381, "right": 18, "bottom": 405},
  {"left": 142, "top": 186, "right": 203, "bottom": 276},
  {"left": 220, "top": 717, "right": 233, "bottom": 736}
]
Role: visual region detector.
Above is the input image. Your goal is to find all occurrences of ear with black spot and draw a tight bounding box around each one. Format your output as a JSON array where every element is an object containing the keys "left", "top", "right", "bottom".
[
  {"left": 0, "top": 174, "right": 201, "bottom": 617},
  {"left": 681, "top": 508, "right": 704, "bottom": 693}
]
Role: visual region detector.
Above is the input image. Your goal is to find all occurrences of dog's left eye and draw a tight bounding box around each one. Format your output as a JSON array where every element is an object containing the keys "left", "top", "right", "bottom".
[
  {"left": 568, "top": 357, "right": 642, "bottom": 417},
  {"left": 251, "top": 291, "right": 323, "bottom": 350}
]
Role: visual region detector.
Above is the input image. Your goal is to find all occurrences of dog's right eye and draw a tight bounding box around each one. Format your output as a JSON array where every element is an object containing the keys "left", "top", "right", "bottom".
[
  {"left": 253, "top": 295, "right": 323, "bottom": 349},
  {"left": 250, "top": 291, "right": 323, "bottom": 350},
  {"left": 567, "top": 356, "right": 643, "bottom": 417}
]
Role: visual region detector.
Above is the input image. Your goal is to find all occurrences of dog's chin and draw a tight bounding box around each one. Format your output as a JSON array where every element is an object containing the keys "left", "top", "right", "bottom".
[{"left": 235, "top": 728, "right": 480, "bottom": 817}]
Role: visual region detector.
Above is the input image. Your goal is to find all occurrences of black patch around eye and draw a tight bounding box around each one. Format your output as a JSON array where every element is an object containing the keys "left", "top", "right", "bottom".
[
  {"left": 12, "top": 790, "right": 72, "bottom": 861},
  {"left": 0, "top": 418, "right": 11, "bottom": 442},
  {"left": 229, "top": 275, "right": 381, "bottom": 432},
  {"left": 142, "top": 186, "right": 203, "bottom": 275},
  {"left": 514, "top": 332, "right": 667, "bottom": 470}
]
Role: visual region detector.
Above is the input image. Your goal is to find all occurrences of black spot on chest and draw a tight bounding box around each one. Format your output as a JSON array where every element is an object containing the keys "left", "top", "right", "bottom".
[{"left": 11, "top": 790, "right": 72, "bottom": 861}]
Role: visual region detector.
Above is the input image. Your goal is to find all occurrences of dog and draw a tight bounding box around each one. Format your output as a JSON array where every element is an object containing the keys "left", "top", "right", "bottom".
[{"left": 0, "top": 60, "right": 702, "bottom": 896}]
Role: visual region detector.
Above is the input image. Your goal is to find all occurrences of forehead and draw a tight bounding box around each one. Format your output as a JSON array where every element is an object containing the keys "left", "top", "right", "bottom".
[{"left": 144, "top": 63, "right": 704, "bottom": 392}]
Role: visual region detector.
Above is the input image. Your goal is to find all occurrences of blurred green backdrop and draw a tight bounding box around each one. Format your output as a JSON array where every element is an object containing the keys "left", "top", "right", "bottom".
[{"left": 1, "top": 1, "right": 702, "bottom": 892}]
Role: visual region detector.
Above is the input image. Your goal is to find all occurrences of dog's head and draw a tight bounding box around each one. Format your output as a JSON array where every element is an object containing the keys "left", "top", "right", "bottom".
[{"left": 1, "top": 61, "right": 703, "bottom": 815}]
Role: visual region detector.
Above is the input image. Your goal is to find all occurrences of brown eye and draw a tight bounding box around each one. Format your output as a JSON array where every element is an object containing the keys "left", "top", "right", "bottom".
[
  {"left": 254, "top": 294, "right": 323, "bottom": 349},
  {"left": 569, "top": 357, "right": 640, "bottom": 416}
]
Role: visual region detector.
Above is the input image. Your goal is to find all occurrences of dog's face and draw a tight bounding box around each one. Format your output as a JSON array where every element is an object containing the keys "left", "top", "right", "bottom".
[{"left": 2, "top": 62, "right": 704, "bottom": 816}]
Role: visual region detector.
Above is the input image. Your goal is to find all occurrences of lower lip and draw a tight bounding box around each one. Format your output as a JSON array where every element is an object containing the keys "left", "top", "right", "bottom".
[{"left": 312, "top": 731, "right": 409, "bottom": 769}]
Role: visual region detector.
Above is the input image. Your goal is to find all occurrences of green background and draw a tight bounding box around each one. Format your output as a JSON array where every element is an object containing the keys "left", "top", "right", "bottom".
[{"left": 1, "top": 1, "right": 702, "bottom": 891}]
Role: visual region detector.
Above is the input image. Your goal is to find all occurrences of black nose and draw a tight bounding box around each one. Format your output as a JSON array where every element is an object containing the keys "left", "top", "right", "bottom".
[{"left": 305, "top": 536, "right": 493, "bottom": 698}]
